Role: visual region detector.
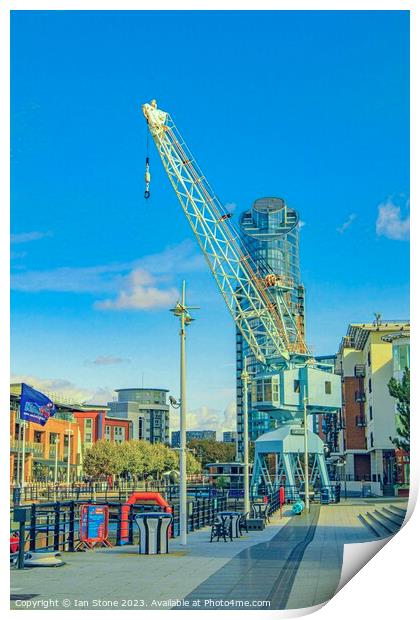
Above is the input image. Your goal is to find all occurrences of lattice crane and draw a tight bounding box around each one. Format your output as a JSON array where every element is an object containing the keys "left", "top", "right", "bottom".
[{"left": 142, "top": 100, "right": 309, "bottom": 368}]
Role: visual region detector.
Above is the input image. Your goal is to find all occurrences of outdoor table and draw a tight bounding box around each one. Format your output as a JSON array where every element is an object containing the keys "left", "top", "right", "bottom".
[
  {"left": 252, "top": 503, "right": 268, "bottom": 520},
  {"left": 216, "top": 511, "right": 242, "bottom": 538}
]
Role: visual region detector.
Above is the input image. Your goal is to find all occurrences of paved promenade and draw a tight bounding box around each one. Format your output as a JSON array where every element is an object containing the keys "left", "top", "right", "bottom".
[{"left": 11, "top": 499, "right": 407, "bottom": 611}]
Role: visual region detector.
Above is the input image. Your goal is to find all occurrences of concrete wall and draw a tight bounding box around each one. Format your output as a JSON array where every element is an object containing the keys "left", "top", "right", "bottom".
[{"left": 366, "top": 332, "right": 397, "bottom": 450}]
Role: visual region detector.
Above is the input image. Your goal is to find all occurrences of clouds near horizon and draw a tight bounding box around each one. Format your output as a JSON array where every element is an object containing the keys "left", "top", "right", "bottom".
[
  {"left": 11, "top": 240, "right": 204, "bottom": 310},
  {"left": 376, "top": 199, "right": 410, "bottom": 241},
  {"left": 11, "top": 230, "right": 53, "bottom": 244}
]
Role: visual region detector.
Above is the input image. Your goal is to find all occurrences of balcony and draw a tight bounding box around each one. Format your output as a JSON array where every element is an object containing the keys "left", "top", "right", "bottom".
[
  {"left": 354, "top": 364, "right": 366, "bottom": 377},
  {"left": 10, "top": 439, "right": 44, "bottom": 457},
  {"left": 48, "top": 445, "right": 58, "bottom": 458},
  {"left": 355, "top": 416, "right": 367, "bottom": 427}
]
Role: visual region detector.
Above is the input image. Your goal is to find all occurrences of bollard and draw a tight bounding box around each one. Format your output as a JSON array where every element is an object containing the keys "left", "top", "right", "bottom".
[
  {"left": 29, "top": 504, "right": 37, "bottom": 551},
  {"left": 13, "top": 506, "right": 31, "bottom": 569},
  {"left": 13, "top": 485, "right": 21, "bottom": 507}
]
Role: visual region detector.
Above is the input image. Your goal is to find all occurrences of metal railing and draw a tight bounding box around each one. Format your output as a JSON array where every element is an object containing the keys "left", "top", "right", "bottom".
[
  {"left": 10, "top": 495, "right": 230, "bottom": 553},
  {"left": 10, "top": 440, "right": 44, "bottom": 457},
  {"left": 11, "top": 482, "right": 226, "bottom": 504},
  {"left": 251, "top": 483, "right": 341, "bottom": 504}
]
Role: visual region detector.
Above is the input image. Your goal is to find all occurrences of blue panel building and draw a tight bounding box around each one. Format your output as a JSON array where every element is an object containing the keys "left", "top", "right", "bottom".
[{"left": 236, "top": 197, "right": 305, "bottom": 459}]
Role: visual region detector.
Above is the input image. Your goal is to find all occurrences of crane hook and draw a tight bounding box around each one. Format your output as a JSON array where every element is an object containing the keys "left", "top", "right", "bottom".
[{"left": 144, "top": 157, "right": 151, "bottom": 199}]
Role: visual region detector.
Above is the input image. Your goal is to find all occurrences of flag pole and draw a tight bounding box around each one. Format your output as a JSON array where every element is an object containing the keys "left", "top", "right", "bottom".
[{"left": 20, "top": 421, "right": 26, "bottom": 488}]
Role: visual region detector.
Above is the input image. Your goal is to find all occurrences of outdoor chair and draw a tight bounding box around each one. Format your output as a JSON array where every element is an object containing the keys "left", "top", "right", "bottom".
[
  {"left": 238, "top": 512, "right": 249, "bottom": 535},
  {"left": 210, "top": 516, "right": 232, "bottom": 542},
  {"left": 263, "top": 504, "right": 271, "bottom": 523},
  {"left": 252, "top": 502, "right": 270, "bottom": 523}
]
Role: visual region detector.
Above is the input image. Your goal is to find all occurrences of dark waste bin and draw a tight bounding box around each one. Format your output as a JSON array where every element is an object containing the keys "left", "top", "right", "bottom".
[
  {"left": 13, "top": 486, "right": 21, "bottom": 506},
  {"left": 320, "top": 487, "right": 330, "bottom": 504},
  {"left": 134, "top": 512, "right": 173, "bottom": 555}
]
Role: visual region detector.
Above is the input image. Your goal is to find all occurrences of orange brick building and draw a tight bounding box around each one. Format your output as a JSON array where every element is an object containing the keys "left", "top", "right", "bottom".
[{"left": 10, "top": 384, "right": 132, "bottom": 483}]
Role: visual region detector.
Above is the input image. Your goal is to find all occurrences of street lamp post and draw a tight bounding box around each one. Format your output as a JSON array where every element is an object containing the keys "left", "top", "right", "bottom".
[
  {"left": 303, "top": 384, "right": 310, "bottom": 513},
  {"left": 54, "top": 435, "right": 59, "bottom": 502},
  {"left": 241, "top": 359, "right": 250, "bottom": 515},
  {"left": 20, "top": 420, "right": 26, "bottom": 489},
  {"left": 170, "top": 281, "right": 199, "bottom": 546},
  {"left": 66, "top": 421, "right": 73, "bottom": 488}
]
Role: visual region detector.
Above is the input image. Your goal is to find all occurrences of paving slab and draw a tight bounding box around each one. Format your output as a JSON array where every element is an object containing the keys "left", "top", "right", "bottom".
[{"left": 10, "top": 510, "right": 291, "bottom": 611}]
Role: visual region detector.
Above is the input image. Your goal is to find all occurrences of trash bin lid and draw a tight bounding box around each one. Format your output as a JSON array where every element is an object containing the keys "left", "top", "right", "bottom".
[{"left": 134, "top": 512, "right": 171, "bottom": 519}]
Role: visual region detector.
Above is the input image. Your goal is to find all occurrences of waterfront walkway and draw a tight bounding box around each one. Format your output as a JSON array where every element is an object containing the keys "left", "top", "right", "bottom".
[{"left": 10, "top": 499, "right": 407, "bottom": 611}]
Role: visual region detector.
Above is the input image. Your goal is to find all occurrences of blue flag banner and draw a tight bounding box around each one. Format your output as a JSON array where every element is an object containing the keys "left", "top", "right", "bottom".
[{"left": 20, "top": 383, "right": 57, "bottom": 426}]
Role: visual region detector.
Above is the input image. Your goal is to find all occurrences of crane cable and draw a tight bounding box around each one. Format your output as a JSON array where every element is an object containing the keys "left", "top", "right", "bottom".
[{"left": 144, "top": 125, "right": 151, "bottom": 199}]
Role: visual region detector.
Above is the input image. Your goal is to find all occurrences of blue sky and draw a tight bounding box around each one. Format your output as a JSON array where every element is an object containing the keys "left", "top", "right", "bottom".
[{"left": 11, "top": 10, "right": 409, "bottom": 432}]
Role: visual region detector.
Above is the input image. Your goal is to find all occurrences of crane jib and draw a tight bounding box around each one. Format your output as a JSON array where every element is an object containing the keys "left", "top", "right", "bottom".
[{"left": 142, "top": 100, "right": 310, "bottom": 366}]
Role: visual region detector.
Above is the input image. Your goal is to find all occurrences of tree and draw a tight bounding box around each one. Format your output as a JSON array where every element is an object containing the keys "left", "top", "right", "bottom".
[
  {"left": 188, "top": 439, "right": 236, "bottom": 465},
  {"left": 83, "top": 440, "right": 121, "bottom": 478},
  {"left": 83, "top": 439, "right": 203, "bottom": 481},
  {"left": 216, "top": 475, "right": 229, "bottom": 490},
  {"left": 119, "top": 440, "right": 149, "bottom": 479},
  {"left": 388, "top": 368, "right": 410, "bottom": 453},
  {"left": 186, "top": 450, "right": 202, "bottom": 475}
]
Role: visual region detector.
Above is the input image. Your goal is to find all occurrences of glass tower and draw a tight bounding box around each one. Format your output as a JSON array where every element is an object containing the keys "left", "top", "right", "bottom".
[{"left": 236, "top": 197, "right": 305, "bottom": 460}]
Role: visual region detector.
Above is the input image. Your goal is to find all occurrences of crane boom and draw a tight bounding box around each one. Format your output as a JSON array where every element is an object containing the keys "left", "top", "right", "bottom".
[{"left": 142, "top": 100, "right": 309, "bottom": 365}]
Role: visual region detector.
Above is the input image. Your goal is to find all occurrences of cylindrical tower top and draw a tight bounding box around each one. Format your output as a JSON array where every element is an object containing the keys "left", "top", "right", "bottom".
[{"left": 240, "top": 196, "right": 299, "bottom": 241}]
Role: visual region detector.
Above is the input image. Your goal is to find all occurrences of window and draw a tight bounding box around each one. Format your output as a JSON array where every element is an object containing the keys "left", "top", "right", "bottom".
[
  {"left": 368, "top": 378, "right": 372, "bottom": 393},
  {"left": 368, "top": 351, "right": 371, "bottom": 367},
  {"left": 263, "top": 379, "right": 272, "bottom": 401},
  {"left": 33, "top": 430, "right": 42, "bottom": 443},
  {"left": 114, "top": 427, "right": 124, "bottom": 443},
  {"left": 138, "top": 418, "right": 143, "bottom": 439},
  {"left": 256, "top": 380, "right": 263, "bottom": 402},
  {"left": 369, "top": 405, "right": 373, "bottom": 421},
  {"left": 394, "top": 343, "right": 410, "bottom": 372},
  {"left": 294, "top": 380, "right": 300, "bottom": 393},
  {"left": 251, "top": 382, "right": 257, "bottom": 402},
  {"left": 370, "top": 432, "right": 374, "bottom": 448},
  {"left": 272, "top": 377, "right": 279, "bottom": 402},
  {"left": 325, "top": 381, "right": 331, "bottom": 395}
]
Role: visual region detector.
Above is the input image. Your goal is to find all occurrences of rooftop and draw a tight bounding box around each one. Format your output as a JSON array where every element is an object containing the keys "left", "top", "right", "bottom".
[
  {"left": 340, "top": 321, "right": 410, "bottom": 352},
  {"left": 115, "top": 387, "right": 169, "bottom": 393}
]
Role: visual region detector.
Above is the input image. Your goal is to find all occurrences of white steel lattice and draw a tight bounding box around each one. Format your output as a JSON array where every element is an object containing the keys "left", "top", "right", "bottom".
[{"left": 142, "top": 101, "right": 309, "bottom": 365}]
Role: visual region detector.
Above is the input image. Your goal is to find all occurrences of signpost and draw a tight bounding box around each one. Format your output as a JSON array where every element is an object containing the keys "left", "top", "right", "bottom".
[{"left": 77, "top": 504, "right": 112, "bottom": 550}]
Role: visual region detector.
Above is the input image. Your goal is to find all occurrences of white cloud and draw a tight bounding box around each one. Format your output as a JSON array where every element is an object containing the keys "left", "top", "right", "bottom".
[
  {"left": 11, "top": 263, "right": 128, "bottom": 293},
  {"left": 298, "top": 220, "right": 306, "bottom": 229},
  {"left": 170, "top": 400, "right": 236, "bottom": 439},
  {"left": 11, "top": 250, "right": 27, "bottom": 260},
  {"left": 224, "top": 202, "right": 237, "bottom": 213},
  {"left": 11, "top": 231, "right": 52, "bottom": 244},
  {"left": 11, "top": 240, "right": 205, "bottom": 310},
  {"left": 337, "top": 213, "right": 357, "bottom": 234},
  {"left": 376, "top": 200, "right": 410, "bottom": 241},
  {"left": 95, "top": 268, "right": 178, "bottom": 311},
  {"left": 86, "top": 356, "right": 131, "bottom": 366},
  {"left": 11, "top": 374, "right": 114, "bottom": 405}
]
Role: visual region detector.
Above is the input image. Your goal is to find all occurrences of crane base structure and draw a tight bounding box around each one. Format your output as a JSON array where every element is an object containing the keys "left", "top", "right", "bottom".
[{"left": 250, "top": 425, "right": 330, "bottom": 500}]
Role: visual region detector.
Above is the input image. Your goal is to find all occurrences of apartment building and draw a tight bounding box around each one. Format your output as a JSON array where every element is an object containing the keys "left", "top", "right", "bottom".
[{"left": 336, "top": 320, "right": 410, "bottom": 495}]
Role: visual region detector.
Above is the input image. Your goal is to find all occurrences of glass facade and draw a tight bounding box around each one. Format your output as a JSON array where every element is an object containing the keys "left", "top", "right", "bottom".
[
  {"left": 108, "top": 388, "right": 170, "bottom": 444},
  {"left": 236, "top": 197, "right": 304, "bottom": 458},
  {"left": 393, "top": 342, "right": 410, "bottom": 374}
]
